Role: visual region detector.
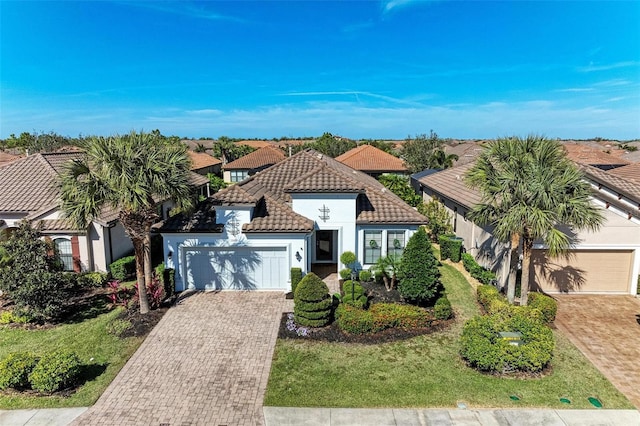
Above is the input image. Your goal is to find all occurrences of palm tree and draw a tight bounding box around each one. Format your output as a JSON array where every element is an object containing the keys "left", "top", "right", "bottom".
[
  {"left": 60, "top": 131, "right": 194, "bottom": 313},
  {"left": 465, "top": 135, "right": 604, "bottom": 305},
  {"left": 428, "top": 149, "right": 459, "bottom": 169}
]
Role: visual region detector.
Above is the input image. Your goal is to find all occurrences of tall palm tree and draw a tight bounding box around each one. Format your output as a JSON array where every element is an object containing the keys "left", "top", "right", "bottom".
[
  {"left": 464, "top": 136, "right": 604, "bottom": 305},
  {"left": 60, "top": 131, "right": 194, "bottom": 313},
  {"left": 428, "top": 149, "right": 459, "bottom": 169}
]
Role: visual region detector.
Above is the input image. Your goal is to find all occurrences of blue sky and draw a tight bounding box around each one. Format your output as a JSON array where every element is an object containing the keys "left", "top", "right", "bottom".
[{"left": 1, "top": 1, "right": 639, "bottom": 140}]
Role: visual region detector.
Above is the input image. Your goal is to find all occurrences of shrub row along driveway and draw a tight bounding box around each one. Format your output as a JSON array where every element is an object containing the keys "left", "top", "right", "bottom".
[
  {"left": 554, "top": 295, "right": 640, "bottom": 409},
  {"left": 74, "top": 291, "right": 284, "bottom": 426}
]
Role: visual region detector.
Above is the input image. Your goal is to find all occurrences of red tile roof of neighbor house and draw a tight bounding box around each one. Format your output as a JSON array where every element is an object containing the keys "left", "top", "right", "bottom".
[
  {"left": 188, "top": 151, "right": 222, "bottom": 170},
  {"left": 563, "top": 144, "right": 631, "bottom": 167},
  {"left": 235, "top": 140, "right": 274, "bottom": 149},
  {"left": 335, "top": 144, "right": 408, "bottom": 173},
  {"left": 0, "top": 152, "right": 22, "bottom": 167},
  {"left": 224, "top": 145, "right": 286, "bottom": 170},
  {"left": 162, "top": 149, "right": 427, "bottom": 234}
]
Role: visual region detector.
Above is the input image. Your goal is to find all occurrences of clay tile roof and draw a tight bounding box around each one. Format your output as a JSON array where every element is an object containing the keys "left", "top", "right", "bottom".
[
  {"left": 285, "top": 164, "right": 365, "bottom": 193},
  {"left": 335, "top": 145, "right": 407, "bottom": 173},
  {"left": 36, "top": 218, "right": 83, "bottom": 233},
  {"left": 212, "top": 184, "right": 258, "bottom": 205},
  {"left": 235, "top": 140, "right": 274, "bottom": 149},
  {"left": 564, "top": 144, "right": 631, "bottom": 167},
  {"left": 224, "top": 146, "right": 286, "bottom": 170},
  {"left": 416, "top": 163, "right": 480, "bottom": 209},
  {"left": 580, "top": 164, "right": 640, "bottom": 203},
  {"left": 160, "top": 199, "right": 223, "bottom": 233},
  {"left": 188, "top": 151, "right": 222, "bottom": 170},
  {"left": 606, "top": 163, "right": 640, "bottom": 184},
  {"left": 0, "top": 152, "right": 22, "bottom": 167},
  {"left": 0, "top": 154, "right": 60, "bottom": 214},
  {"left": 188, "top": 172, "right": 210, "bottom": 187},
  {"left": 243, "top": 195, "right": 314, "bottom": 233}
]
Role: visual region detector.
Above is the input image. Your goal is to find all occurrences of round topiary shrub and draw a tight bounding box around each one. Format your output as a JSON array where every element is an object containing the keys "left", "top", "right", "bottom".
[
  {"left": 358, "top": 270, "right": 372, "bottom": 282},
  {"left": 460, "top": 309, "right": 554, "bottom": 374},
  {"left": 434, "top": 296, "right": 453, "bottom": 320},
  {"left": 29, "top": 350, "right": 82, "bottom": 393},
  {"left": 528, "top": 292, "right": 557, "bottom": 324},
  {"left": 0, "top": 352, "right": 39, "bottom": 390},
  {"left": 339, "top": 268, "right": 352, "bottom": 280},
  {"left": 294, "top": 272, "right": 332, "bottom": 327}
]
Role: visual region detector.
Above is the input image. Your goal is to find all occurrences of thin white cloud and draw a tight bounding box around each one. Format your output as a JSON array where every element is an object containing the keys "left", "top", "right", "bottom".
[
  {"left": 578, "top": 61, "right": 640, "bottom": 72},
  {"left": 382, "top": 0, "right": 422, "bottom": 14},
  {"left": 280, "top": 90, "right": 427, "bottom": 107},
  {"left": 117, "top": 1, "right": 247, "bottom": 24},
  {"left": 555, "top": 88, "right": 595, "bottom": 93}
]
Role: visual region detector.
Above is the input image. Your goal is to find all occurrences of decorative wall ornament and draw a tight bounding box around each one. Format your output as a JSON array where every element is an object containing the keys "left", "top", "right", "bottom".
[
  {"left": 227, "top": 217, "right": 240, "bottom": 236},
  {"left": 319, "top": 204, "right": 330, "bottom": 222}
]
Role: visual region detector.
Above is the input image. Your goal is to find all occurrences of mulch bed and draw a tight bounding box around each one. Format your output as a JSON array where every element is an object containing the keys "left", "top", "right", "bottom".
[
  {"left": 281, "top": 280, "right": 452, "bottom": 344},
  {"left": 118, "top": 306, "right": 168, "bottom": 338}
]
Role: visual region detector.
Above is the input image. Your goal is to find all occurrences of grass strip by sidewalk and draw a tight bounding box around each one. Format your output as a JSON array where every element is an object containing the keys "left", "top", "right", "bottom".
[{"left": 264, "top": 264, "right": 633, "bottom": 409}]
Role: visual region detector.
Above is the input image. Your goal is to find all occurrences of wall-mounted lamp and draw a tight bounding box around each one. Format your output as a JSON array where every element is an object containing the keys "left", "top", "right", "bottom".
[
  {"left": 168, "top": 251, "right": 173, "bottom": 260},
  {"left": 295, "top": 251, "right": 302, "bottom": 262}
]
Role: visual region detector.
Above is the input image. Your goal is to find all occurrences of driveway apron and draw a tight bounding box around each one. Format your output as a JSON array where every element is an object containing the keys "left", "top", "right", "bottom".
[
  {"left": 74, "top": 291, "right": 284, "bottom": 426},
  {"left": 554, "top": 295, "right": 640, "bottom": 409}
]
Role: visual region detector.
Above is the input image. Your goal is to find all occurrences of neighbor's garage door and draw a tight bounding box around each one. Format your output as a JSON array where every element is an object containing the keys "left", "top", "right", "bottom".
[
  {"left": 184, "top": 247, "right": 288, "bottom": 291},
  {"left": 530, "top": 249, "right": 633, "bottom": 294}
]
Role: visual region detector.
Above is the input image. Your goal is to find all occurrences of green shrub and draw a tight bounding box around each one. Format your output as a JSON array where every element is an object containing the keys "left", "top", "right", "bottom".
[
  {"left": 0, "top": 352, "right": 39, "bottom": 390},
  {"left": 294, "top": 272, "right": 332, "bottom": 327},
  {"left": 358, "top": 270, "right": 372, "bottom": 282},
  {"left": 341, "top": 281, "right": 368, "bottom": 309},
  {"left": 397, "top": 227, "right": 442, "bottom": 305},
  {"left": 462, "top": 253, "right": 497, "bottom": 285},
  {"left": 528, "top": 292, "right": 557, "bottom": 324},
  {"left": 10, "top": 272, "right": 70, "bottom": 322},
  {"left": 438, "top": 234, "right": 454, "bottom": 261},
  {"left": 336, "top": 303, "right": 434, "bottom": 334},
  {"left": 290, "top": 267, "right": 303, "bottom": 294},
  {"left": 29, "top": 350, "right": 82, "bottom": 393},
  {"left": 460, "top": 310, "right": 554, "bottom": 374},
  {"left": 77, "top": 271, "right": 108, "bottom": 288},
  {"left": 339, "top": 268, "right": 352, "bottom": 280},
  {"left": 340, "top": 251, "right": 357, "bottom": 269},
  {"left": 342, "top": 280, "right": 365, "bottom": 296},
  {"left": 477, "top": 284, "right": 502, "bottom": 312},
  {"left": 449, "top": 238, "right": 463, "bottom": 262},
  {"left": 434, "top": 296, "right": 453, "bottom": 320},
  {"left": 164, "top": 268, "right": 175, "bottom": 298},
  {"left": 109, "top": 255, "right": 136, "bottom": 281},
  {"left": 0, "top": 310, "right": 29, "bottom": 324}
]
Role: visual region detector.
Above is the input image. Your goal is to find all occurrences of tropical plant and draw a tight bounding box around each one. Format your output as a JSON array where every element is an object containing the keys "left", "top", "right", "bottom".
[
  {"left": 377, "top": 174, "right": 422, "bottom": 207},
  {"left": 207, "top": 173, "right": 227, "bottom": 193},
  {"left": 372, "top": 254, "right": 401, "bottom": 291},
  {"left": 59, "top": 131, "right": 195, "bottom": 314},
  {"left": 401, "top": 130, "right": 446, "bottom": 173},
  {"left": 428, "top": 148, "right": 459, "bottom": 169},
  {"left": 464, "top": 136, "right": 604, "bottom": 305}
]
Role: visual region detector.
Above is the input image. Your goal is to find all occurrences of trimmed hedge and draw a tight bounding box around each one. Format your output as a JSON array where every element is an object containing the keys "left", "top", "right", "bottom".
[
  {"left": 341, "top": 280, "right": 368, "bottom": 308},
  {"left": 439, "top": 234, "right": 463, "bottom": 262},
  {"left": 109, "top": 255, "right": 136, "bottom": 281},
  {"left": 477, "top": 284, "right": 503, "bottom": 312},
  {"left": 290, "top": 268, "right": 303, "bottom": 294},
  {"left": 434, "top": 296, "right": 453, "bottom": 320},
  {"left": 528, "top": 292, "right": 557, "bottom": 324},
  {"left": 460, "top": 308, "right": 554, "bottom": 373},
  {"left": 336, "top": 303, "right": 435, "bottom": 335},
  {"left": 462, "top": 253, "right": 496, "bottom": 285},
  {"left": 294, "top": 272, "right": 332, "bottom": 327},
  {"left": 77, "top": 272, "right": 108, "bottom": 288},
  {"left": 0, "top": 352, "right": 39, "bottom": 390},
  {"left": 28, "top": 350, "right": 82, "bottom": 393}
]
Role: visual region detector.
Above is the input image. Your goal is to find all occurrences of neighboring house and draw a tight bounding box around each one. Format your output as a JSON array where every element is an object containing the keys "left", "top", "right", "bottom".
[
  {"left": 0, "top": 152, "right": 22, "bottom": 168},
  {"left": 0, "top": 152, "right": 209, "bottom": 273},
  {"left": 416, "top": 162, "right": 640, "bottom": 295},
  {"left": 160, "top": 149, "right": 427, "bottom": 292},
  {"left": 606, "top": 162, "right": 640, "bottom": 183},
  {"left": 188, "top": 151, "right": 222, "bottom": 176},
  {"left": 223, "top": 146, "right": 286, "bottom": 183},
  {"left": 335, "top": 144, "right": 408, "bottom": 178},
  {"left": 564, "top": 143, "right": 631, "bottom": 170}
]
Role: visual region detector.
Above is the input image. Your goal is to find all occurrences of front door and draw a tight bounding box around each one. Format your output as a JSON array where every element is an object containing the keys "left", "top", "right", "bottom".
[{"left": 316, "top": 230, "right": 334, "bottom": 262}]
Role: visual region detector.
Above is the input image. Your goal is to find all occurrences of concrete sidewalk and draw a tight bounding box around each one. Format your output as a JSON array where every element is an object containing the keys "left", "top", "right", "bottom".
[
  {"left": 264, "top": 407, "right": 640, "bottom": 426},
  {"left": 0, "top": 408, "right": 87, "bottom": 426}
]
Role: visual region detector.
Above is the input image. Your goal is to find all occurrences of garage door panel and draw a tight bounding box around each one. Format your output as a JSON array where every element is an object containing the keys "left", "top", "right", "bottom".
[
  {"left": 531, "top": 250, "right": 632, "bottom": 293},
  {"left": 185, "top": 247, "right": 288, "bottom": 291}
]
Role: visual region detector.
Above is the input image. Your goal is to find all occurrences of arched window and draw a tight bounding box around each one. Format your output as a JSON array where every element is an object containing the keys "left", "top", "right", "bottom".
[{"left": 54, "top": 238, "right": 73, "bottom": 271}]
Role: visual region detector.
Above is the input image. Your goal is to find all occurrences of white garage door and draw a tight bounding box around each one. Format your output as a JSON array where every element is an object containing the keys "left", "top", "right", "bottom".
[{"left": 184, "top": 247, "right": 288, "bottom": 291}]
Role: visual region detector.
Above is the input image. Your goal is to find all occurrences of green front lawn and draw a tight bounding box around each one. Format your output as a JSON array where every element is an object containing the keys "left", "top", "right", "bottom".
[
  {"left": 264, "top": 264, "right": 633, "bottom": 409},
  {"left": 0, "top": 308, "right": 143, "bottom": 409}
]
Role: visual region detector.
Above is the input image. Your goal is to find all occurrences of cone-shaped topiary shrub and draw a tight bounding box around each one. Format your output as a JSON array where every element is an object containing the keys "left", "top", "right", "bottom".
[
  {"left": 294, "top": 272, "right": 332, "bottom": 327},
  {"left": 397, "top": 227, "right": 442, "bottom": 305}
]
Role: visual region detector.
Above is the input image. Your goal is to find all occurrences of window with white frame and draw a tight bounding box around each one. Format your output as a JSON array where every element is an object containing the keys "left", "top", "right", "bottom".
[
  {"left": 387, "top": 230, "right": 405, "bottom": 258},
  {"left": 364, "top": 230, "right": 382, "bottom": 264},
  {"left": 230, "top": 170, "right": 248, "bottom": 182},
  {"left": 54, "top": 238, "right": 73, "bottom": 271}
]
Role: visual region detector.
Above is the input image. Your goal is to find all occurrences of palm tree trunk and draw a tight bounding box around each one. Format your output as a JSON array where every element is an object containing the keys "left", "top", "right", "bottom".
[
  {"left": 133, "top": 239, "right": 150, "bottom": 314},
  {"left": 519, "top": 238, "right": 533, "bottom": 306},
  {"left": 143, "top": 231, "right": 153, "bottom": 298},
  {"left": 506, "top": 233, "right": 520, "bottom": 304}
]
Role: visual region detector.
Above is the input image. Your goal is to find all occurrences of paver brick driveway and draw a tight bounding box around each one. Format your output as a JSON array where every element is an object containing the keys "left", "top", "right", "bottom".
[
  {"left": 74, "top": 291, "right": 285, "bottom": 426},
  {"left": 554, "top": 295, "right": 640, "bottom": 409}
]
